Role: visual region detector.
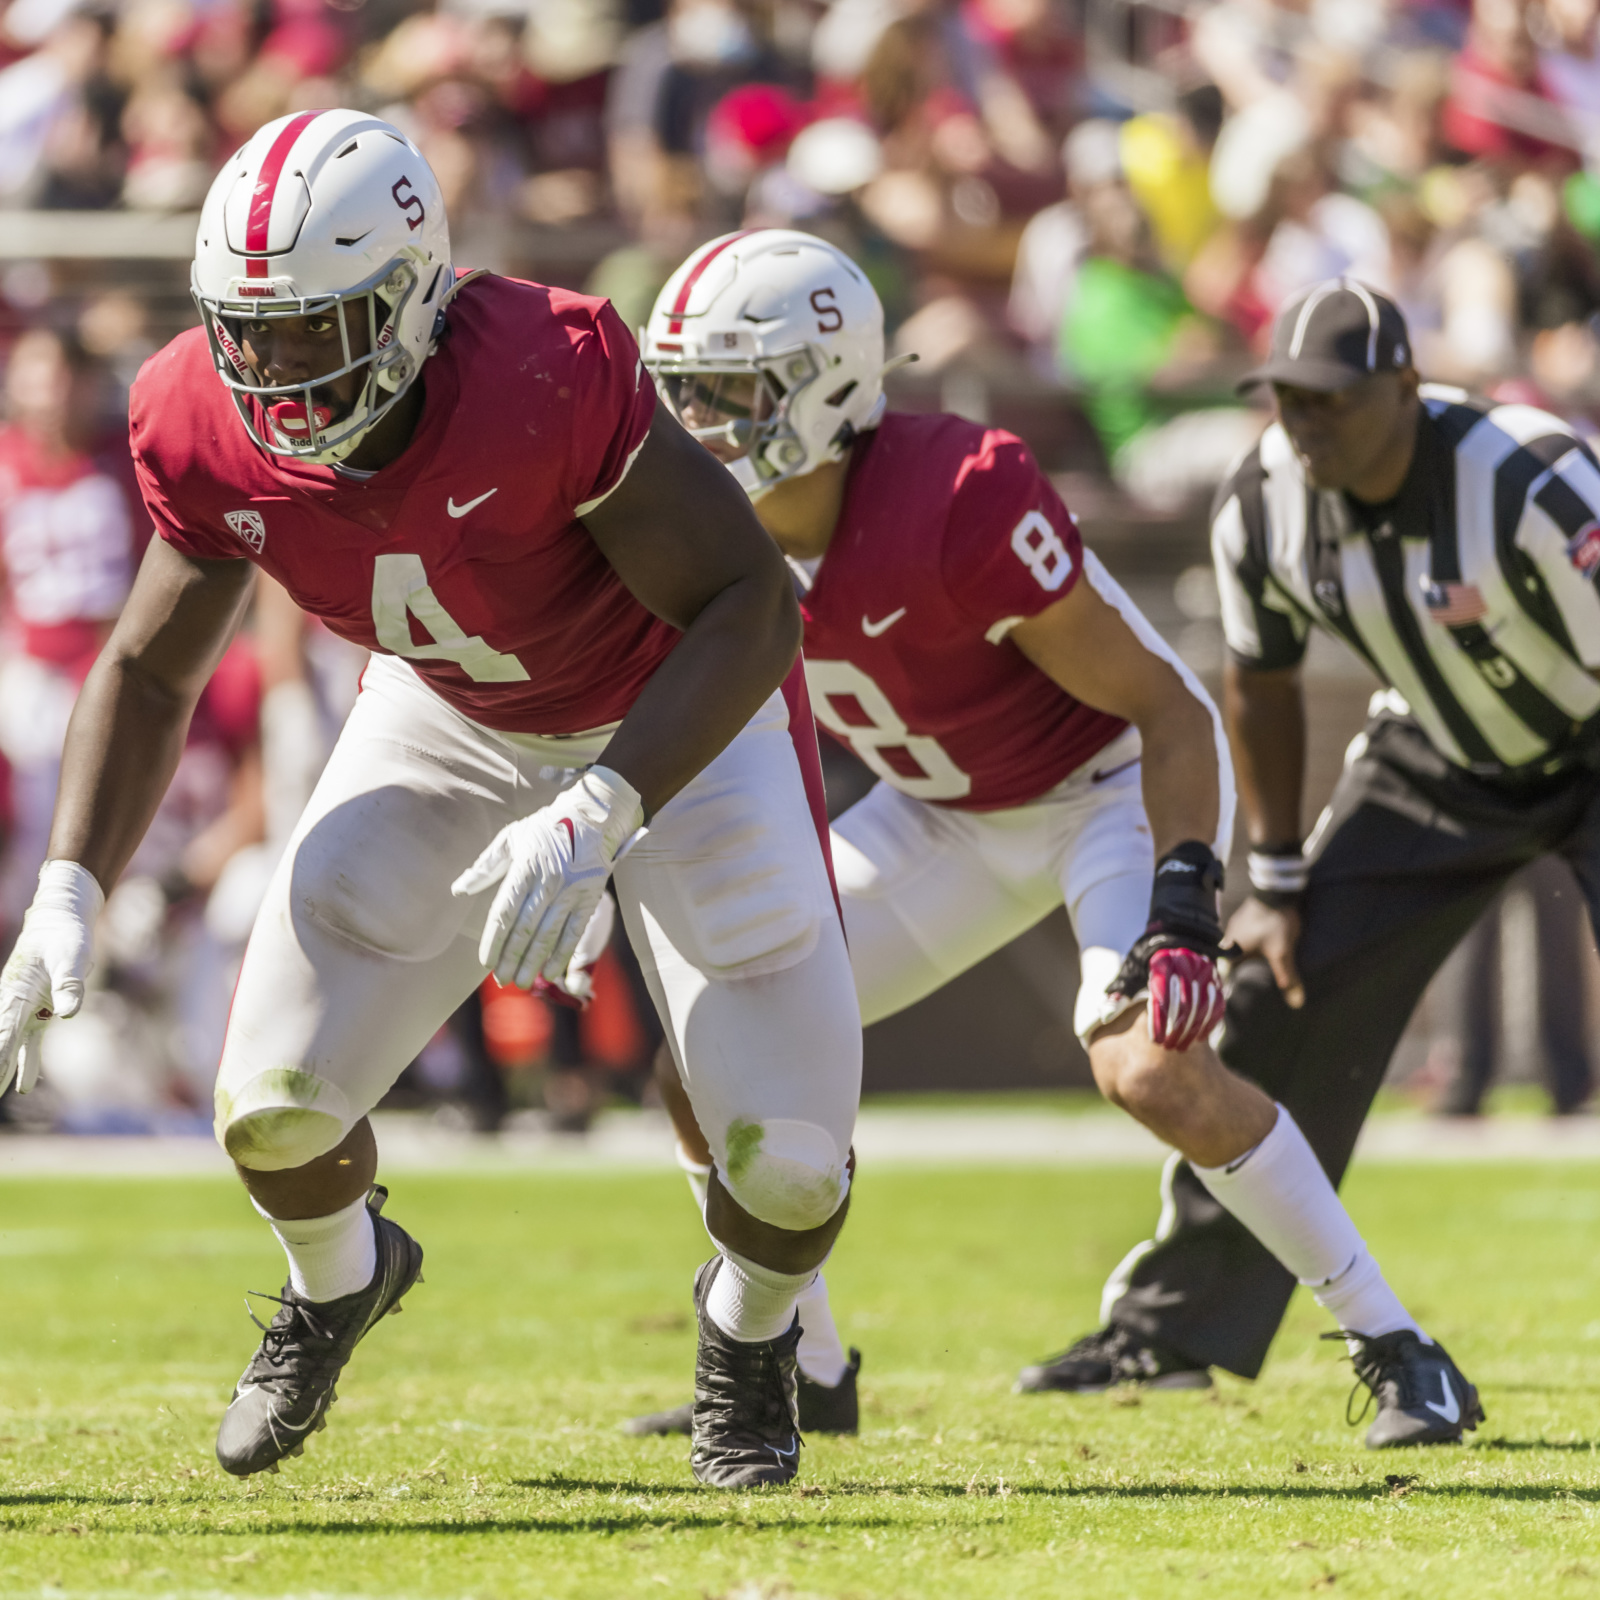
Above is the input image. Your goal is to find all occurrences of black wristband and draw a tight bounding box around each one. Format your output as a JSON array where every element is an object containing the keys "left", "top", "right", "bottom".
[
  {"left": 1108, "top": 841, "right": 1225, "bottom": 1000},
  {"left": 1148, "top": 840, "right": 1224, "bottom": 947}
]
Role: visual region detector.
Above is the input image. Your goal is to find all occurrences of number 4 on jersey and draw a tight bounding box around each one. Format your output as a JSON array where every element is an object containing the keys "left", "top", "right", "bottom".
[{"left": 371, "top": 553, "right": 530, "bottom": 683}]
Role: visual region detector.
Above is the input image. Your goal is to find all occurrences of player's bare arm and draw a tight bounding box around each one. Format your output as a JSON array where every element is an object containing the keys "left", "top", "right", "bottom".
[
  {"left": 581, "top": 404, "right": 802, "bottom": 818},
  {"left": 49, "top": 541, "right": 255, "bottom": 887},
  {"left": 1222, "top": 659, "right": 1307, "bottom": 1006},
  {"left": 0, "top": 541, "right": 254, "bottom": 1096},
  {"left": 1010, "top": 576, "right": 1220, "bottom": 854}
]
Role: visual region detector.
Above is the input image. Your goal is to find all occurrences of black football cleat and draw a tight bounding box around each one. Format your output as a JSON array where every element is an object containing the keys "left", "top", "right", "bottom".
[
  {"left": 1015, "top": 1323, "right": 1212, "bottom": 1393},
  {"left": 689, "top": 1256, "right": 802, "bottom": 1487},
  {"left": 623, "top": 1399, "right": 695, "bottom": 1438},
  {"left": 799, "top": 1346, "right": 861, "bottom": 1434},
  {"left": 215, "top": 1186, "right": 423, "bottom": 1477},
  {"left": 1331, "top": 1329, "right": 1485, "bottom": 1448},
  {"left": 625, "top": 1345, "right": 862, "bottom": 1438}
]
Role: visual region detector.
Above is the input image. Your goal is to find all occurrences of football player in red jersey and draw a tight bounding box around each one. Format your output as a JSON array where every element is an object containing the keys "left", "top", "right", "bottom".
[
  {"left": 0, "top": 115, "right": 863, "bottom": 1488},
  {"left": 630, "top": 229, "right": 1483, "bottom": 1448}
]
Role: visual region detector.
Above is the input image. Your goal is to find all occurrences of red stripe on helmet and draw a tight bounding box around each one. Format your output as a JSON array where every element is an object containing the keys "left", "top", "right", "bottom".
[
  {"left": 245, "top": 110, "right": 321, "bottom": 258},
  {"left": 666, "top": 230, "right": 753, "bottom": 335}
]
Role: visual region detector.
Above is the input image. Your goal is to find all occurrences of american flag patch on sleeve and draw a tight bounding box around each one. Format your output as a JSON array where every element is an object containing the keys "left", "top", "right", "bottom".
[
  {"left": 1567, "top": 519, "right": 1600, "bottom": 577},
  {"left": 1420, "top": 577, "right": 1487, "bottom": 625}
]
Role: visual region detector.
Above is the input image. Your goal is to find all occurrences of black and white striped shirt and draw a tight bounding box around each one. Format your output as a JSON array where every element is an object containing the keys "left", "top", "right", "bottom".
[{"left": 1212, "top": 385, "right": 1600, "bottom": 777}]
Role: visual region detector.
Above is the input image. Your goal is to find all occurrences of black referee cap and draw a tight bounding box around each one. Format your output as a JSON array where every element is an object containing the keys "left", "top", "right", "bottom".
[{"left": 1239, "top": 277, "right": 1412, "bottom": 393}]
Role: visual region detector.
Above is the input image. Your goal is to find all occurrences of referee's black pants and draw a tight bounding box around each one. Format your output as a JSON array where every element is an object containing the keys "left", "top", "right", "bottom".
[{"left": 1106, "top": 710, "right": 1600, "bottom": 1378}]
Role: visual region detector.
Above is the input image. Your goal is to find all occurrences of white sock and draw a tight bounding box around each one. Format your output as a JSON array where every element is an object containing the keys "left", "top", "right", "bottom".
[
  {"left": 795, "top": 1271, "right": 849, "bottom": 1387},
  {"left": 689, "top": 1154, "right": 841, "bottom": 1362},
  {"left": 253, "top": 1193, "right": 377, "bottom": 1303},
  {"left": 1192, "top": 1106, "right": 1425, "bottom": 1343},
  {"left": 705, "top": 1247, "right": 812, "bottom": 1344},
  {"left": 679, "top": 1146, "right": 711, "bottom": 1214}
]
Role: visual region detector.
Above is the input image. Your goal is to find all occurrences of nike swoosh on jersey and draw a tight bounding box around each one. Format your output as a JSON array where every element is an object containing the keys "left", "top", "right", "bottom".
[
  {"left": 862, "top": 607, "right": 907, "bottom": 637},
  {"left": 447, "top": 488, "right": 499, "bottom": 518},
  {"left": 1424, "top": 1372, "right": 1461, "bottom": 1424},
  {"left": 1090, "top": 756, "right": 1140, "bottom": 784}
]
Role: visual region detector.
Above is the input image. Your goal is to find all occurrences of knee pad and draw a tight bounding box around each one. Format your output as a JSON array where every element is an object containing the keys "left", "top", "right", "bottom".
[
  {"left": 716, "top": 1116, "right": 849, "bottom": 1232},
  {"left": 214, "top": 1069, "right": 351, "bottom": 1171}
]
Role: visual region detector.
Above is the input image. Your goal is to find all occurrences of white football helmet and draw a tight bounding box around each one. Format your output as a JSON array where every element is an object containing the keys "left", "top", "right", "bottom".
[
  {"left": 191, "top": 108, "right": 455, "bottom": 464},
  {"left": 643, "top": 229, "right": 888, "bottom": 497}
]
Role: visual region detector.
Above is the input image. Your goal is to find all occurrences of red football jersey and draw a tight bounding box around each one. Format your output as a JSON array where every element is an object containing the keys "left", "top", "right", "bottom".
[
  {"left": 129, "top": 274, "right": 678, "bottom": 735},
  {"left": 801, "top": 412, "right": 1126, "bottom": 811}
]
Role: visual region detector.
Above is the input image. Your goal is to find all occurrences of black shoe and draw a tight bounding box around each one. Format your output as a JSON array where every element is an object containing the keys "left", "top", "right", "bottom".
[
  {"left": 623, "top": 1399, "right": 694, "bottom": 1437},
  {"left": 799, "top": 1346, "right": 861, "bottom": 1434},
  {"left": 215, "top": 1187, "right": 423, "bottom": 1477},
  {"left": 1015, "top": 1323, "right": 1212, "bottom": 1393},
  {"left": 1330, "top": 1329, "right": 1485, "bottom": 1448},
  {"left": 689, "top": 1256, "right": 802, "bottom": 1487},
  {"left": 623, "top": 1346, "right": 862, "bottom": 1438}
]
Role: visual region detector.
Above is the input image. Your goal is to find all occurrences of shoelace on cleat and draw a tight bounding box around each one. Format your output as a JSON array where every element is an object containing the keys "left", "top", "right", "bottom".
[
  {"left": 1323, "top": 1330, "right": 1415, "bottom": 1427},
  {"left": 241, "top": 1290, "right": 344, "bottom": 1389},
  {"left": 697, "top": 1334, "right": 798, "bottom": 1445}
]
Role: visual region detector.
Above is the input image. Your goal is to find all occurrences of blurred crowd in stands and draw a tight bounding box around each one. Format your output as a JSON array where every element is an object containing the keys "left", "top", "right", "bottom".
[
  {"left": 1, "top": 0, "right": 1598, "bottom": 1129},
  {"left": 13, "top": 0, "right": 1600, "bottom": 480}
]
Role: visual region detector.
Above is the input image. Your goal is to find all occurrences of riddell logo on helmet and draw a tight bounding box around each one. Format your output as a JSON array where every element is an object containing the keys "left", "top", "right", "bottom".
[{"left": 212, "top": 320, "right": 249, "bottom": 377}]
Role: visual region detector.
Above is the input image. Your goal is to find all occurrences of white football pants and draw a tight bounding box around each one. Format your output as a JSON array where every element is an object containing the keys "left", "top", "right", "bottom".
[
  {"left": 214, "top": 655, "right": 861, "bottom": 1231},
  {"left": 832, "top": 726, "right": 1228, "bottom": 1042}
]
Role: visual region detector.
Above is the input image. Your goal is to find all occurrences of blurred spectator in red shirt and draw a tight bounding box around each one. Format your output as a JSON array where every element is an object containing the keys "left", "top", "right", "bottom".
[
  {"left": 1442, "top": 0, "right": 1578, "bottom": 167},
  {"left": 0, "top": 326, "right": 135, "bottom": 931}
]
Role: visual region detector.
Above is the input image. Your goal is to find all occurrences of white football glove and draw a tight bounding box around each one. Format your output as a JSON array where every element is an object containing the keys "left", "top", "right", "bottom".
[
  {"left": 540, "top": 891, "right": 616, "bottom": 1006},
  {"left": 0, "top": 860, "right": 104, "bottom": 1096},
  {"left": 452, "top": 766, "right": 643, "bottom": 991}
]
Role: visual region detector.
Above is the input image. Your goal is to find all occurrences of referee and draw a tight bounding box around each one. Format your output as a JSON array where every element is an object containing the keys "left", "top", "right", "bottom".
[{"left": 1024, "top": 277, "right": 1600, "bottom": 1399}]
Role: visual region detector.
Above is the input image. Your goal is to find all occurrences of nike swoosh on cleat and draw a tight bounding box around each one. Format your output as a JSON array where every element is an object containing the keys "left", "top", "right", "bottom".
[
  {"left": 243, "top": 1397, "right": 319, "bottom": 1438},
  {"left": 767, "top": 1438, "right": 799, "bottom": 1464},
  {"left": 1424, "top": 1372, "right": 1461, "bottom": 1424},
  {"left": 862, "top": 607, "right": 906, "bottom": 637},
  {"left": 447, "top": 488, "right": 498, "bottom": 518}
]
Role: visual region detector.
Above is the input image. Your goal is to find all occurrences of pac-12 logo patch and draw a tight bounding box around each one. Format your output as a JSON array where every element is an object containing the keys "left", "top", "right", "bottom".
[
  {"left": 224, "top": 509, "right": 266, "bottom": 552},
  {"left": 1567, "top": 519, "right": 1600, "bottom": 577}
]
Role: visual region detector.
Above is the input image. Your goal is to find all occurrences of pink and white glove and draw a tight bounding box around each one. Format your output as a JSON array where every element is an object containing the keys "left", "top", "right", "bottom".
[
  {"left": 452, "top": 766, "right": 642, "bottom": 992},
  {"left": 1145, "top": 946, "right": 1225, "bottom": 1054},
  {"left": 0, "top": 860, "right": 104, "bottom": 1095},
  {"left": 1108, "top": 840, "right": 1227, "bottom": 1055}
]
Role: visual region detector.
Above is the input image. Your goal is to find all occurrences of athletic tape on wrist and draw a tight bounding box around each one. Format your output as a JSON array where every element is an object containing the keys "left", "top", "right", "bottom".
[
  {"left": 576, "top": 765, "right": 645, "bottom": 861},
  {"left": 36, "top": 859, "right": 105, "bottom": 920}
]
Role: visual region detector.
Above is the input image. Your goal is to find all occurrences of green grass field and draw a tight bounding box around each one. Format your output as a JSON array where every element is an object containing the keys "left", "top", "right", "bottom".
[{"left": 0, "top": 1158, "right": 1596, "bottom": 1598}]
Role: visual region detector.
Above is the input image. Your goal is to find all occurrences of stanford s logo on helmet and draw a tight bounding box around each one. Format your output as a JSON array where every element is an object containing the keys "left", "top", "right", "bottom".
[
  {"left": 191, "top": 109, "right": 455, "bottom": 464},
  {"left": 643, "top": 230, "right": 891, "bottom": 498}
]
